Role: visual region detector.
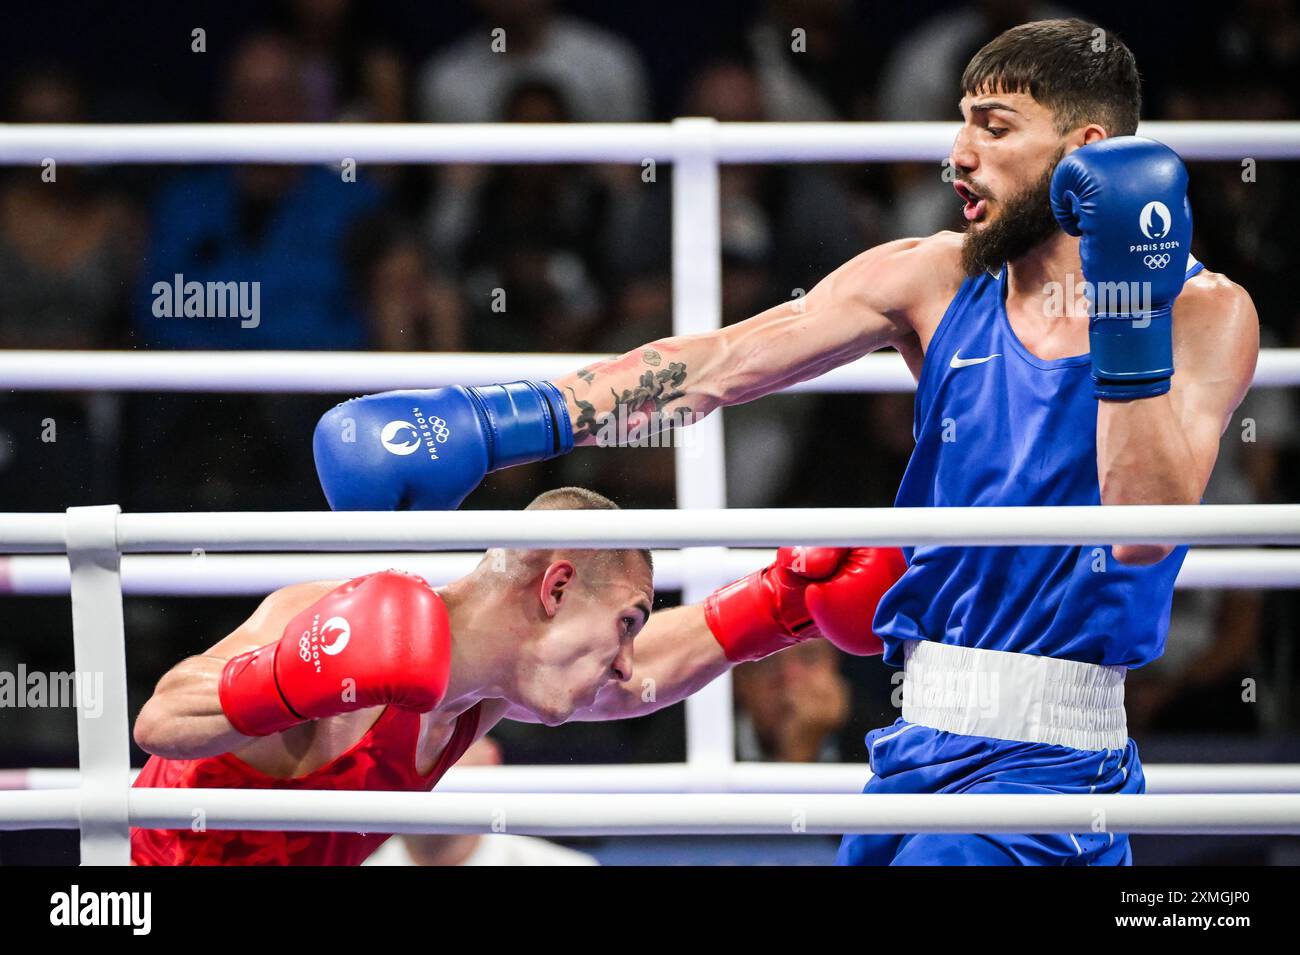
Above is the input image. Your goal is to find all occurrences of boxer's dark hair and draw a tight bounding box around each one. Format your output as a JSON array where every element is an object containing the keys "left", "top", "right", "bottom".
[{"left": 962, "top": 19, "right": 1141, "bottom": 137}]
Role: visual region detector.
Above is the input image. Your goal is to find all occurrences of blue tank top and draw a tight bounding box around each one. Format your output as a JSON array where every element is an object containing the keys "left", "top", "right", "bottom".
[{"left": 874, "top": 258, "right": 1204, "bottom": 668}]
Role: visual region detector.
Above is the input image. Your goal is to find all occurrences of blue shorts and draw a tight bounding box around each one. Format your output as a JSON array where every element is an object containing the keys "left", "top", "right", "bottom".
[{"left": 836, "top": 719, "right": 1144, "bottom": 866}]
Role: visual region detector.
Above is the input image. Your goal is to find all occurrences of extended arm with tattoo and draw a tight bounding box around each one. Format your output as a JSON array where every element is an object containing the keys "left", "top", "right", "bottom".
[
  {"left": 313, "top": 238, "right": 936, "bottom": 510},
  {"left": 552, "top": 242, "right": 924, "bottom": 447}
]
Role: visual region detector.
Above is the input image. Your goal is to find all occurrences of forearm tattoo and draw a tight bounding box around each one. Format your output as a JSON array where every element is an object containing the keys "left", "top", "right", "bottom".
[{"left": 565, "top": 348, "right": 696, "bottom": 446}]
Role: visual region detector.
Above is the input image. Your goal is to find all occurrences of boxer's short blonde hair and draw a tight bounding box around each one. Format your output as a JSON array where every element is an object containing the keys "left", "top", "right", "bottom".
[{"left": 483, "top": 486, "right": 653, "bottom": 588}]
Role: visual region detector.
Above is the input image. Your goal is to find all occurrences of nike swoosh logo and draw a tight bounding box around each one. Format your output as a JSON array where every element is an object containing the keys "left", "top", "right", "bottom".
[{"left": 950, "top": 351, "right": 1002, "bottom": 369}]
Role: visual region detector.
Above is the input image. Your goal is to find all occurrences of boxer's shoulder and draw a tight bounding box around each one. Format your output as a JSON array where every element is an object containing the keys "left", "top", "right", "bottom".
[
  {"left": 1175, "top": 267, "right": 1254, "bottom": 320},
  {"left": 837, "top": 231, "right": 966, "bottom": 323},
  {"left": 1173, "top": 268, "right": 1258, "bottom": 356},
  {"left": 841, "top": 233, "right": 965, "bottom": 369},
  {"left": 852, "top": 231, "right": 965, "bottom": 291},
  {"left": 242, "top": 578, "right": 347, "bottom": 634},
  {"left": 1169, "top": 269, "right": 1258, "bottom": 413}
]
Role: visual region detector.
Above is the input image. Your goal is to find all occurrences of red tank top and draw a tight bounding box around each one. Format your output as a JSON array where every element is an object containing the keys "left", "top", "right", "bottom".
[{"left": 130, "top": 702, "right": 482, "bottom": 866}]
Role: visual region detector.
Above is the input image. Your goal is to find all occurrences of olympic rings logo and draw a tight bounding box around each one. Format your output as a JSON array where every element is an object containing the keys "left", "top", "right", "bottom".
[
  {"left": 298, "top": 632, "right": 313, "bottom": 662},
  {"left": 428, "top": 416, "right": 451, "bottom": 443},
  {"left": 1143, "top": 254, "right": 1171, "bottom": 269}
]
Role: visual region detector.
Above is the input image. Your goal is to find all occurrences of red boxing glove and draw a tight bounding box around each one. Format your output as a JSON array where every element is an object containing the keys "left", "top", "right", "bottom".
[
  {"left": 219, "top": 570, "right": 453, "bottom": 737},
  {"left": 704, "top": 547, "right": 905, "bottom": 663},
  {"left": 804, "top": 547, "right": 908, "bottom": 656}
]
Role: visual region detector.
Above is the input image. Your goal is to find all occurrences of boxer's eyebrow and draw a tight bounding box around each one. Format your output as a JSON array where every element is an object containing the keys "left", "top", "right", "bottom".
[
  {"left": 970, "top": 102, "right": 1020, "bottom": 116},
  {"left": 630, "top": 600, "right": 651, "bottom": 626}
]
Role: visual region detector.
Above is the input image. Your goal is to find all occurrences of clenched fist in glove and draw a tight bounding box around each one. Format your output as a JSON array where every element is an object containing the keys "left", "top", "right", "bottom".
[
  {"left": 704, "top": 547, "right": 907, "bottom": 663},
  {"left": 314, "top": 381, "right": 573, "bottom": 511},
  {"left": 218, "top": 570, "right": 453, "bottom": 737}
]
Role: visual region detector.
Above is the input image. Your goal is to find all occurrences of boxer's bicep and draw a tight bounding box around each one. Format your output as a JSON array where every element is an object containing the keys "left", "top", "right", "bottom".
[{"left": 718, "top": 235, "right": 960, "bottom": 404}]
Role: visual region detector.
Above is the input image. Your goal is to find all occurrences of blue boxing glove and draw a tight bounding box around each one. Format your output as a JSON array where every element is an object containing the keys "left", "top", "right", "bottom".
[
  {"left": 313, "top": 381, "right": 573, "bottom": 510},
  {"left": 1050, "top": 136, "right": 1192, "bottom": 401}
]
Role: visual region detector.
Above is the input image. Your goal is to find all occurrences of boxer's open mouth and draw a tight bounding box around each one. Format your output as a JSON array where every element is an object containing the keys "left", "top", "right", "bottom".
[{"left": 954, "top": 181, "right": 988, "bottom": 222}]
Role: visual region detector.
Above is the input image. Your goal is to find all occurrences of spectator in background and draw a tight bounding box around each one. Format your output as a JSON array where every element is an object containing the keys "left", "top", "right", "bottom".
[
  {"left": 1159, "top": 44, "right": 1300, "bottom": 510},
  {"left": 746, "top": 0, "right": 877, "bottom": 121},
  {"left": 131, "top": 32, "right": 381, "bottom": 350},
  {"left": 417, "top": 0, "right": 653, "bottom": 281},
  {"left": 606, "top": 56, "right": 864, "bottom": 315},
  {"left": 122, "top": 33, "right": 379, "bottom": 512},
  {"left": 784, "top": 390, "right": 917, "bottom": 510},
  {"left": 363, "top": 736, "right": 599, "bottom": 866},
  {"left": 879, "top": 0, "right": 1072, "bottom": 122},
  {"left": 269, "top": 0, "right": 408, "bottom": 123},
  {"left": 348, "top": 214, "right": 466, "bottom": 352},
  {"left": 432, "top": 78, "right": 609, "bottom": 353},
  {"left": 734, "top": 640, "right": 851, "bottom": 762},
  {"left": 610, "top": 57, "right": 863, "bottom": 508},
  {"left": 267, "top": 0, "right": 421, "bottom": 202},
  {"left": 697, "top": 58, "right": 863, "bottom": 309},
  {"left": 1163, "top": 68, "right": 1300, "bottom": 348},
  {"left": 0, "top": 65, "right": 141, "bottom": 349},
  {"left": 0, "top": 65, "right": 133, "bottom": 514},
  {"left": 1214, "top": 0, "right": 1300, "bottom": 98},
  {"left": 416, "top": 0, "right": 650, "bottom": 124},
  {"left": 1126, "top": 379, "right": 1297, "bottom": 734}
]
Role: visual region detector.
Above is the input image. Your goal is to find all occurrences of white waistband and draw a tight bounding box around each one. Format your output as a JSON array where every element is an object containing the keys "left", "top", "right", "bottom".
[{"left": 901, "top": 640, "right": 1128, "bottom": 751}]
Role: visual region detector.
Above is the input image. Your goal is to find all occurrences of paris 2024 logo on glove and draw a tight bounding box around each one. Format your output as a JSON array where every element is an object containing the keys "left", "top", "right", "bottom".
[
  {"left": 298, "top": 615, "right": 352, "bottom": 670},
  {"left": 379, "top": 414, "right": 451, "bottom": 460}
]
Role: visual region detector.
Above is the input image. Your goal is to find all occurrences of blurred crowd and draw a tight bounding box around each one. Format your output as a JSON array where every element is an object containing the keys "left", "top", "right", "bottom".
[{"left": 1, "top": 0, "right": 1299, "bottom": 860}]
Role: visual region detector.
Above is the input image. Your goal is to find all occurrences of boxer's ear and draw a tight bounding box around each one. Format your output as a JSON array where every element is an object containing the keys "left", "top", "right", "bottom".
[
  {"left": 538, "top": 561, "right": 577, "bottom": 617},
  {"left": 1079, "top": 124, "right": 1108, "bottom": 147}
]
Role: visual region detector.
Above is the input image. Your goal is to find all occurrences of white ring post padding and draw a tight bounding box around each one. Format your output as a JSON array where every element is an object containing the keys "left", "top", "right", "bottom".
[
  {"left": 11, "top": 762, "right": 1300, "bottom": 795},
  {"left": 0, "top": 121, "right": 1297, "bottom": 164},
  {"left": 63, "top": 505, "right": 132, "bottom": 865},
  {"left": 112, "top": 790, "right": 1300, "bottom": 835},
  {"left": 671, "top": 117, "right": 735, "bottom": 771},
  {"left": 1, "top": 349, "right": 1298, "bottom": 393}
]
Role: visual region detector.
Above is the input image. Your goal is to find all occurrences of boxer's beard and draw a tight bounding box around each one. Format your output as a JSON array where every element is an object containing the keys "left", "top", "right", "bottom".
[{"left": 960, "top": 147, "right": 1065, "bottom": 277}]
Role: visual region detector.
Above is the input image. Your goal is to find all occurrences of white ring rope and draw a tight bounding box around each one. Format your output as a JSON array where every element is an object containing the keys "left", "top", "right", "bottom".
[
  {"left": 2, "top": 548, "right": 1300, "bottom": 595},
  {"left": 2, "top": 790, "right": 1298, "bottom": 836},
  {"left": 7, "top": 763, "right": 1300, "bottom": 795},
  {"left": 0, "top": 349, "right": 1297, "bottom": 393},
  {"left": 0, "top": 350, "right": 908, "bottom": 393},
  {"left": 2, "top": 547, "right": 1297, "bottom": 595},
  {"left": 0, "top": 121, "right": 1297, "bottom": 164},
  {"left": 3, "top": 505, "right": 1298, "bottom": 554}
]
